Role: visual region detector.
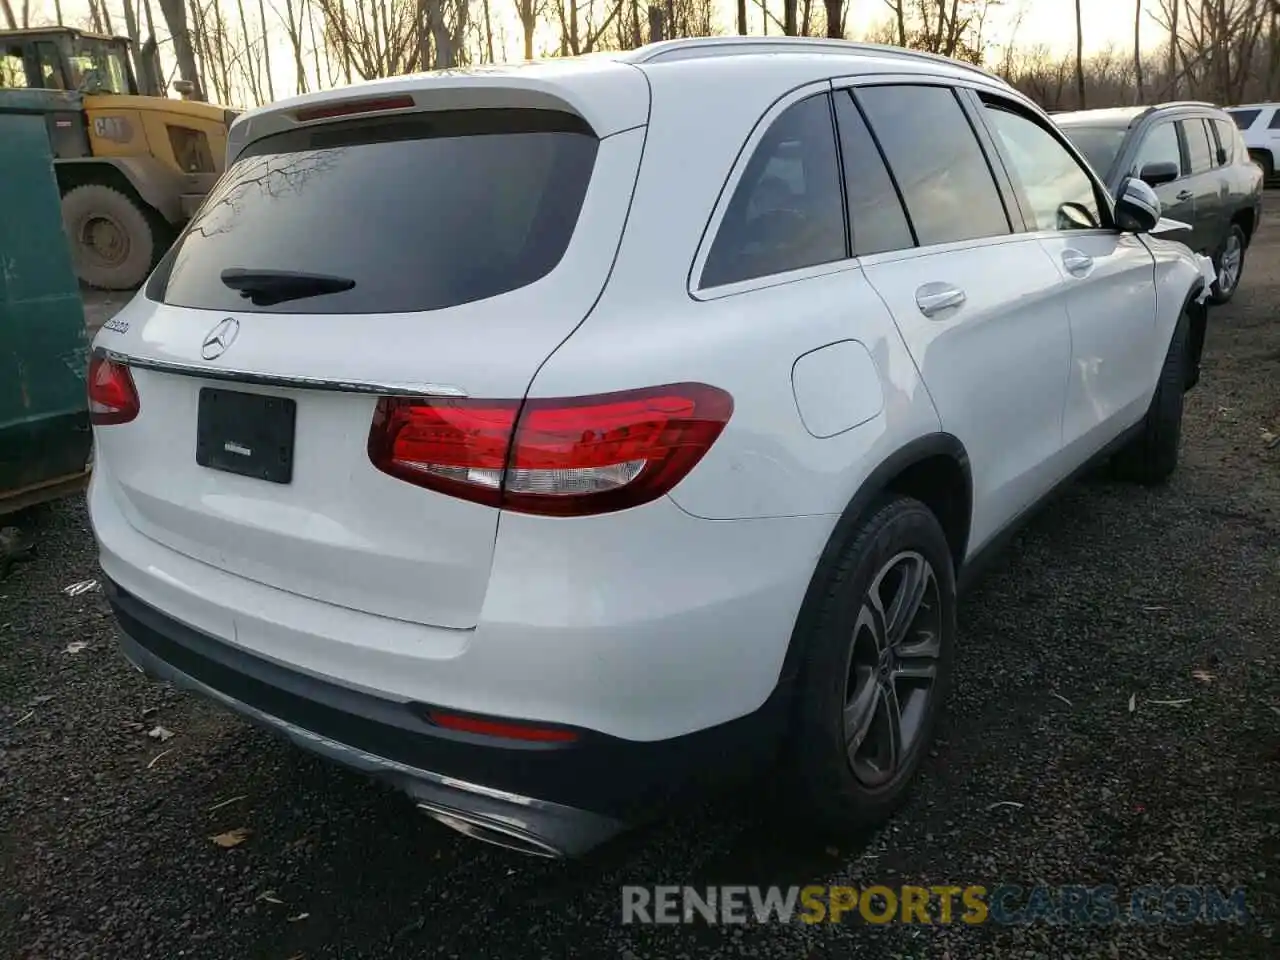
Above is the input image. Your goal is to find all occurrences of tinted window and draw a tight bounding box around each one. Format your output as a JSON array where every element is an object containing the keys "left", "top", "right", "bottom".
[
  {"left": 832, "top": 92, "right": 914, "bottom": 256},
  {"left": 1269, "top": 110, "right": 1280, "bottom": 130},
  {"left": 34, "top": 43, "right": 65, "bottom": 89},
  {"left": 1057, "top": 124, "right": 1128, "bottom": 177},
  {"left": 701, "top": 94, "right": 846, "bottom": 287},
  {"left": 1213, "top": 119, "right": 1237, "bottom": 163},
  {"left": 856, "top": 85, "right": 1009, "bottom": 246},
  {"left": 984, "top": 103, "right": 1100, "bottom": 231},
  {"left": 1230, "top": 109, "right": 1260, "bottom": 129},
  {"left": 1132, "top": 122, "right": 1182, "bottom": 177},
  {"left": 1183, "top": 118, "right": 1214, "bottom": 174},
  {"left": 149, "top": 110, "right": 598, "bottom": 314}
]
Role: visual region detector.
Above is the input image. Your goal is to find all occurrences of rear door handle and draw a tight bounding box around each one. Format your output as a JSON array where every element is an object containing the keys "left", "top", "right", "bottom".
[
  {"left": 1176, "top": 189, "right": 1194, "bottom": 201},
  {"left": 915, "top": 282, "right": 966, "bottom": 317},
  {"left": 1062, "top": 250, "right": 1094, "bottom": 276}
]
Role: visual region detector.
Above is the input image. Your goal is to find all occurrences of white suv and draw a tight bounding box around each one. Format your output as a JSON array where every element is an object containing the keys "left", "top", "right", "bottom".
[
  {"left": 1226, "top": 103, "right": 1280, "bottom": 179},
  {"left": 88, "top": 38, "right": 1210, "bottom": 858}
]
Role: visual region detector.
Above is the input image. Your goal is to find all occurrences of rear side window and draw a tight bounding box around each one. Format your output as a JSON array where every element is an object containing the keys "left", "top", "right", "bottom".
[
  {"left": 1182, "top": 118, "right": 1214, "bottom": 174},
  {"left": 831, "top": 91, "right": 914, "bottom": 256},
  {"left": 147, "top": 109, "right": 599, "bottom": 314},
  {"left": 1230, "top": 109, "right": 1260, "bottom": 130},
  {"left": 1269, "top": 110, "right": 1280, "bottom": 130},
  {"left": 1213, "top": 119, "right": 1237, "bottom": 163},
  {"left": 701, "top": 93, "right": 847, "bottom": 288},
  {"left": 856, "top": 84, "right": 1010, "bottom": 247}
]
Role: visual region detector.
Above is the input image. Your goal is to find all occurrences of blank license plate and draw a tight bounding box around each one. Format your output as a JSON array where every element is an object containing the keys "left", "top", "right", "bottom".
[{"left": 195, "top": 388, "right": 296, "bottom": 484}]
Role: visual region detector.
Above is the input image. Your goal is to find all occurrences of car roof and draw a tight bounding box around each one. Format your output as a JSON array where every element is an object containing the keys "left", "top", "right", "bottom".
[
  {"left": 1054, "top": 106, "right": 1147, "bottom": 126},
  {"left": 228, "top": 37, "right": 1020, "bottom": 159},
  {"left": 1055, "top": 101, "right": 1226, "bottom": 129}
]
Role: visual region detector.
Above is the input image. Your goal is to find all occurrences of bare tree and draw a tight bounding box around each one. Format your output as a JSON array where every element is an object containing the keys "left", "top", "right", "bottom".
[
  {"left": 158, "top": 0, "right": 206, "bottom": 98},
  {"left": 1, "top": 0, "right": 17, "bottom": 29},
  {"left": 190, "top": 0, "right": 235, "bottom": 103},
  {"left": 1150, "top": 0, "right": 1269, "bottom": 104},
  {"left": 513, "top": 0, "right": 544, "bottom": 58},
  {"left": 557, "top": 0, "right": 625, "bottom": 54},
  {"left": 825, "top": 0, "right": 847, "bottom": 37},
  {"left": 258, "top": 0, "right": 276, "bottom": 100},
  {"left": 1074, "top": 0, "right": 1085, "bottom": 108},
  {"left": 883, "top": 0, "right": 907, "bottom": 45},
  {"left": 1133, "top": 0, "right": 1144, "bottom": 102},
  {"left": 275, "top": 0, "right": 311, "bottom": 94}
]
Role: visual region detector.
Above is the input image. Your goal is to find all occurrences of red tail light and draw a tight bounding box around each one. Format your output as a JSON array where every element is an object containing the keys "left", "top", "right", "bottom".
[
  {"left": 88, "top": 355, "right": 140, "bottom": 425},
  {"left": 426, "top": 710, "right": 580, "bottom": 743},
  {"left": 368, "top": 383, "right": 733, "bottom": 516}
]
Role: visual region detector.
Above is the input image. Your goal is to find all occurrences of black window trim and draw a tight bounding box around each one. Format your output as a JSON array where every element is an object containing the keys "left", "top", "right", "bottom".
[
  {"left": 839, "top": 78, "right": 1018, "bottom": 250},
  {"left": 1178, "top": 116, "right": 1216, "bottom": 176},
  {"left": 1206, "top": 115, "right": 1229, "bottom": 166},
  {"left": 690, "top": 82, "right": 857, "bottom": 298},
  {"left": 965, "top": 87, "right": 1116, "bottom": 235},
  {"left": 831, "top": 88, "right": 920, "bottom": 253}
]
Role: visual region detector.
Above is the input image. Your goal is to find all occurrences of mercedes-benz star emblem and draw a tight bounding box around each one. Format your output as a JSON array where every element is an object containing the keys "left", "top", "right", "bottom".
[{"left": 201, "top": 317, "right": 240, "bottom": 361}]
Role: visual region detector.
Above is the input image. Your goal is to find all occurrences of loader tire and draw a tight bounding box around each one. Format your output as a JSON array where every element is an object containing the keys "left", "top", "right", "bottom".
[{"left": 62, "top": 184, "right": 158, "bottom": 291}]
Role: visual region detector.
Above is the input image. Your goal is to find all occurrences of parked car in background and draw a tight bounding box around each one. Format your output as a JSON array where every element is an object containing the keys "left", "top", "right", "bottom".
[
  {"left": 88, "top": 37, "right": 1211, "bottom": 859},
  {"left": 1056, "top": 102, "right": 1262, "bottom": 303},
  {"left": 1225, "top": 103, "right": 1280, "bottom": 182}
]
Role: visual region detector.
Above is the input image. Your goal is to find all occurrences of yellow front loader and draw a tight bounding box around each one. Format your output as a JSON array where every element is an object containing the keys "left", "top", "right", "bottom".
[{"left": 0, "top": 26, "right": 237, "bottom": 289}]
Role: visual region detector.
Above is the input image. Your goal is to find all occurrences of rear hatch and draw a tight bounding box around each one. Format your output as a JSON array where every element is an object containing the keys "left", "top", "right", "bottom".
[{"left": 92, "top": 84, "right": 647, "bottom": 629}]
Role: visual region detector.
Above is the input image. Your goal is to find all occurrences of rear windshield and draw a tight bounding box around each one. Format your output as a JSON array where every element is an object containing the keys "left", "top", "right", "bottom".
[
  {"left": 147, "top": 109, "right": 599, "bottom": 314},
  {"left": 1057, "top": 124, "right": 1129, "bottom": 178}
]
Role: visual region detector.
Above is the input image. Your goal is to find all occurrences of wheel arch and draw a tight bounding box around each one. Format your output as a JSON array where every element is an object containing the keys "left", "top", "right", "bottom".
[
  {"left": 54, "top": 156, "right": 181, "bottom": 224},
  {"left": 777, "top": 432, "right": 972, "bottom": 688},
  {"left": 1182, "top": 282, "right": 1209, "bottom": 391}
]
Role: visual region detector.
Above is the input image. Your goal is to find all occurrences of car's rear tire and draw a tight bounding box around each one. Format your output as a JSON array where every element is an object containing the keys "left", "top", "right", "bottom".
[
  {"left": 1209, "top": 223, "right": 1247, "bottom": 304},
  {"left": 1111, "top": 307, "right": 1189, "bottom": 486},
  {"left": 785, "top": 495, "right": 956, "bottom": 835},
  {"left": 1250, "top": 150, "right": 1274, "bottom": 184}
]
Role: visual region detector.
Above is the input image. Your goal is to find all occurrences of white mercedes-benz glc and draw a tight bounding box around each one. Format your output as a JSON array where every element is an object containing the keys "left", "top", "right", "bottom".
[{"left": 88, "top": 37, "right": 1210, "bottom": 858}]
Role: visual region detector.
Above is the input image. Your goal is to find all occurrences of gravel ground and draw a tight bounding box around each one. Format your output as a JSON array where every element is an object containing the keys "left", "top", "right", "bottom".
[{"left": 2, "top": 223, "right": 1277, "bottom": 959}]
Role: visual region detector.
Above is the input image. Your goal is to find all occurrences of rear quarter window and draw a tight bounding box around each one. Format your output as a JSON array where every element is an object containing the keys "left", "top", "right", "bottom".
[
  {"left": 1229, "top": 109, "right": 1261, "bottom": 130},
  {"left": 147, "top": 109, "right": 599, "bottom": 314}
]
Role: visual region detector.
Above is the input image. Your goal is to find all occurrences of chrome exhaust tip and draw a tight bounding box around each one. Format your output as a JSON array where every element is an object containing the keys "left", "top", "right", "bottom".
[{"left": 418, "top": 801, "right": 566, "bottom": 859}]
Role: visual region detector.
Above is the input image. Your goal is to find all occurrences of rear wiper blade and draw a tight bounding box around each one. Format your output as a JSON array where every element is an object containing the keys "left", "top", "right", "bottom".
[{"left": 220, "top": 268, "right": 356, "bottom": 306}]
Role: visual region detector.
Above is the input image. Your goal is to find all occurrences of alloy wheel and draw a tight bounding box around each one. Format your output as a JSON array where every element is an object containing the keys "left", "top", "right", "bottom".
[
  {"left": 842, "top": 550, "right": 942, "bottom": 788},
  {"left": 1219, "top": 232, "right": 1243, "bottom": 295}
]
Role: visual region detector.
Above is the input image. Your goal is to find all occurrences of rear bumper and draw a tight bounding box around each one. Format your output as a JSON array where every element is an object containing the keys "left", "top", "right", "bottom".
[{"left": 107, "top": 577, "right": 792, "bottom": 856}]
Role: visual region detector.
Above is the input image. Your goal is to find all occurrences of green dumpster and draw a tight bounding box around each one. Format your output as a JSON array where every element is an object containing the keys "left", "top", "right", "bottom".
[{"left": 0, "top": 88, "right": 93, "bottom": 516}]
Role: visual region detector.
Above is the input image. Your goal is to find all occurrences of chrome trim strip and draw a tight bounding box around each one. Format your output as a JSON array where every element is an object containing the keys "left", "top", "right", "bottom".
[{"left": 94, "top": 347, "right": 467, "bottom": 399}]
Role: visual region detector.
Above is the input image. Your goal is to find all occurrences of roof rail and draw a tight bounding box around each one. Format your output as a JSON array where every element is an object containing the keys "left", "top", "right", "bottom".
[
  {"left": 624, "top": 36, "right": 1004, "bottom": 83},
  {"left": 1153, "top": 100, "right": 1219, "bottom": 111}
]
